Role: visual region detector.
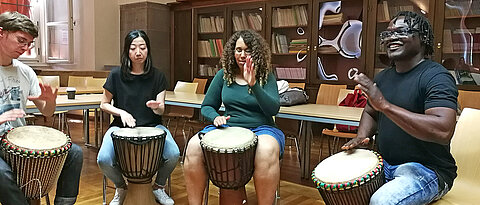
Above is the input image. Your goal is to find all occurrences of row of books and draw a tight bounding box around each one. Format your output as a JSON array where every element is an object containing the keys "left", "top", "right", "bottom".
[
  {"left": 275, "top": 67, "right": 307, "bottom": 80},
  {"left": 272, "top": 5, "right": 308, "bottom": 27},
  {"left": 199, "top": 16, "right": 224, "bottom": 33},
  {"left": 377, "top": 1, "right": 415, "bottom": 22},
  {"left": 445, "top": 1, "right": 480, "bottom": 17},
  {"left": 443, "top": 28, "right": 480, "bottom": 53},
  {"left": 271, "top": 33, "right": 308, "bottom": 54},
  {"left": 232, "top": 12, "right": 262, "bottom": 31},
  {"left": 323, "top": 13, "right": 344, "bottom": 25},
  {"left": 198, "top": 39, "right": 224, "bottom": 57},
  {"left": 198, "top": 64, "right": 221, "bottom": 77}
]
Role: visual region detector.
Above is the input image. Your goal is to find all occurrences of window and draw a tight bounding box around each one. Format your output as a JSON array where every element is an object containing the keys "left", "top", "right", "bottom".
[{"left": 0, "top": 0, "right": 73, "bottom": 63}]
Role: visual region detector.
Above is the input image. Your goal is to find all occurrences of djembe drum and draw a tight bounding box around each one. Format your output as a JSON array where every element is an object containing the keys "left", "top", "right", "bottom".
[
  {"left": 200, "top": 127, "right": 257, "bottom": 204},
  {"left": 0, "top": 126, "right": 71, "bottom": 204},
  {"left": 312, "top": 149, "right": 385, "bottom": 205},
  {"left": 112, "top": 127, "right": 166, "bottom": 205}
]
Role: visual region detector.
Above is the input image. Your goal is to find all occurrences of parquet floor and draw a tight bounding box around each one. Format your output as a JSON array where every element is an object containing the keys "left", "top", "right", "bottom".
[{"left": 27, "top": 115, "right": 333, "bottom": 205}]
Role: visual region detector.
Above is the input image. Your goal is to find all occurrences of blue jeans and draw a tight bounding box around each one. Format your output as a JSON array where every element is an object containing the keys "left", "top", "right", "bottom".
[
  {"left": 0, "top": 143, "right": 83, "bottom": 205},
  {"left": 370, "top": 160, "right": 449, "bottom": 205},
  {"left": 97, "top": 125, "right": 180, "bottom": 188}
]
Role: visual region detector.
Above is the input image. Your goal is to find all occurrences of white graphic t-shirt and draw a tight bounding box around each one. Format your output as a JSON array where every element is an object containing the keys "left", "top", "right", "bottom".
[{"left": 0, "top": 59, "right": 41, "bottom": 134}]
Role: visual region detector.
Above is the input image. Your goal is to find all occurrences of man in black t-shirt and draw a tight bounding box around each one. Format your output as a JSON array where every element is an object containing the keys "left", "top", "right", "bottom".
[{"left": 342, "top": 11, "right": 457, "bottom": 204}]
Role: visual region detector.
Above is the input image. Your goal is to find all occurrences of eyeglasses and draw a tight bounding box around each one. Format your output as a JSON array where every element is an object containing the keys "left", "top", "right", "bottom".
[
  {"left": 235, "top": 48, "right": 252, "bottom": 55},
  {"left": 7, "top": 32, "right": 35, "bottom": 49},
  {"left": 379, "top": 28, "right": 419, "bottom": 43},
  {"left": 16, "top": 36, "right": 35, "bottom": 49}
]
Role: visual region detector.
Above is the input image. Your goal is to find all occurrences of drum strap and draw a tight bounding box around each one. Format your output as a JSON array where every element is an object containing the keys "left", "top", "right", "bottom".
[{"left": 21, "top": 179, "right": 43, "bottom": 197}]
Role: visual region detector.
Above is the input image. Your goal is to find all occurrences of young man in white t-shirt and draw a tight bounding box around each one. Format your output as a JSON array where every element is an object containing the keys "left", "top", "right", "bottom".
[{"left": 0, "top": 11, "right": 83, "bottom": 205}]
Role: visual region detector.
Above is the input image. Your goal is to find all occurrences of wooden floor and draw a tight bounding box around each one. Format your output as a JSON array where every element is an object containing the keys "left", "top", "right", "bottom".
[{"left": 29, "top": 115, "right": 331, "bottom": 205}]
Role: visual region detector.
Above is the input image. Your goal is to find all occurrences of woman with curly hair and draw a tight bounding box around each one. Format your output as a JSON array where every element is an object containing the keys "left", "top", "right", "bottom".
[{"left": 184, "top": 30, "right": 284, "bottom": 204}]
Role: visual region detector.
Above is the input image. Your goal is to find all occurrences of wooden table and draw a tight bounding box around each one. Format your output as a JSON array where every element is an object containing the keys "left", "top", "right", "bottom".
[
  {"left": 165, "top": 91, "right": 363, "bottom": 178},
  {"left": 26, "top": 94, "right": 104, "bottom": 148}
]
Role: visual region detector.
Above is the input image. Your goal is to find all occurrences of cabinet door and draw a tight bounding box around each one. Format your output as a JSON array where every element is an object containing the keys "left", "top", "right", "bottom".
[
  {"left": 436, "top": 0, "right": 480, "bottom": 89},
  {"left": 193, "top": 6, "right": 227, "bottom": 79},
  {"left": 227, "top": 2, "right": 266, "bottom": 38},
  {"left": 310, "top": 0, "right": 366, "bottom": 85},
  {"left": 372, "top": 0, "right": 432, "bottom": 77},
  {"left": 266, "top": 0, "right": 311, "bottom": 83}
]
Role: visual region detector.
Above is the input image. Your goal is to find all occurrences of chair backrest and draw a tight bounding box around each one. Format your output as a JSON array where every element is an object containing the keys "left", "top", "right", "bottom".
[
  {"left": 337, "top": 89, "right": 354, "bottom": 105},
  {"left": 68, "top": 76, "right": 93, "bottom": 88},
  {"left": 86, "top": 78, "right": 107, "bottom": 89},
  {"left": 38, "top": 76, "right": 60, "bottom": 88},
  {"left": 316, "top": 84, "right": 347, "bottom": 105},
  {"left": 174, "top": 81, "right": 198, "bottom": 93},
  {"left": 450, "top": 108, "right": 480, "bottom": 184},
  {"left": 288, "top": 82, "right": 306, "bottom": 89},
  {"left": 193, "top": 78, "right": 208, "bottom": 94},
  {"left": 458, "top": 90, "right": 480, "bottom": 110}
]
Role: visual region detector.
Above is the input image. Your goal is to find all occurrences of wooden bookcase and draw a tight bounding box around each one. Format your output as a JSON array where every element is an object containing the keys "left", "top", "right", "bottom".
[{"left": 176, "top": 0, "right": 480, "bottom": 92}]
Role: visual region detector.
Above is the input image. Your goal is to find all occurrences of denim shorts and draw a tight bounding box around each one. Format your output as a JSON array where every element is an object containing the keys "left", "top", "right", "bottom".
[{"left": 199, "top": 124, "right": 285, "bottom": 158}]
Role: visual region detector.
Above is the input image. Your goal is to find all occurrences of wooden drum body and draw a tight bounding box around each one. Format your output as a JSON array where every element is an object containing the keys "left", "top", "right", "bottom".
[
  {"left": 112, "top": 127, "right": 166, "bottom": 205},
  {"left": 0, "top": 126, "right": 71, "bottom": 200},
  {"left": 200, "top": 127, "right": 257, "bottom": 190},
  {"left": 312, "top": 149, "right": 385, "bottom": 205}
]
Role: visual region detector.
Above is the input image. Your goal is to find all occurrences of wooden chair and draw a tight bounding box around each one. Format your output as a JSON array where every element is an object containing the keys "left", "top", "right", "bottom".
[
  {"left": 38, "top": 75, "right": 60, "bottom": 88},
  {"left": 164, "top": 81, "right": 200, "bottom": 162},
  {"left": 86, "top": 77, "right": 107, "bottom": 89},
  {"left": 315, "top": 84, "right": 347, "bottom": 105},
  {"left": 68, "top": 76, "right": 93, "bottom": 88},
  {"left": 458, "top": 90, "right": 480, "bottom": 110},
  {"left": 320, "top": 89, "right": 357, "bottom": 158},
  {"left": 193, "top": 78, "right": 208, "bottom": 94},
  {"left": 431, "top": 108, "right": 480, "bottom": 205},
  {"left": 288, "top": 82, "right": 306, "bottom": 89},
  {"left": 311, "top": 84, "right": 347, "bottom": 159}
]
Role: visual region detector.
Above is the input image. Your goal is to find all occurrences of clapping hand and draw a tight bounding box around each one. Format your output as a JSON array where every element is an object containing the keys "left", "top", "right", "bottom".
[{"left": 243, "top": 56, "right": 256, "bottom": 87}]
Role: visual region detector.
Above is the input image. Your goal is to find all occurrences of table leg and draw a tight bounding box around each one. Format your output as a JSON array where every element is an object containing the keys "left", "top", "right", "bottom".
[
  {"left": 83, "top": 109, "right": 90, "bottom": 145},
  {"left": 302, "top": 121, "right": 312, "bottom": 179}
]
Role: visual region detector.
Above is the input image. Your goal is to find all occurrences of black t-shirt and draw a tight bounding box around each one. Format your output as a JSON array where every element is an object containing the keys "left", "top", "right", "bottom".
[
  {"left": 104, "top": 67, "right": 168, "bottom": 127},
  {"left": 374, "top": 59, "right": 458, "bottom": 189}
]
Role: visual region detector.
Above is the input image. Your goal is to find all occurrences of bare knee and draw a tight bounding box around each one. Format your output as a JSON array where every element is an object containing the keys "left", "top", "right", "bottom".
[
  {"left": 255, "top": 134, "right": 280, "bottom": 168},
  {"left": 185, "top": 134, "right": 204, "bottom": 165}
]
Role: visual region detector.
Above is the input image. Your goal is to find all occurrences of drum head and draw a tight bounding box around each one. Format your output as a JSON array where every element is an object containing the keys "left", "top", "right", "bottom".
[
  {"left": 314, "top": 149, "right": 379, "bottom": 184},
  {"left": 112, "top": 127, "right": 165, "bottom": 139},
  {"left": 201, "top": 127, "right": 256, "bottom": 150},
  {"left": 5, "top": 126, "right": 68, "bottom": 150}
]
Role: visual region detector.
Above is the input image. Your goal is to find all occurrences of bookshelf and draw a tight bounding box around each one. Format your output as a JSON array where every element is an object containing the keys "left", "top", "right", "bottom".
[
  {"left": 439, "top": 0, "right": 480, "bottom": 87},
  {"left": 309, "top": 0, "right": 366, "bottom": 85},
  {"left": 193, "top": 6, "right": 226, "bottom": 78},
  {"left": 228, "top": 2, "right": 266, "bottom": 37},
  {"left": 266, "top": 0, "right": 311, "bottom": 83}
]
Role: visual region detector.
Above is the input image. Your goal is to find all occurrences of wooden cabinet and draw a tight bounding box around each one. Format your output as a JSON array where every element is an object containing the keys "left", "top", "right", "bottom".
[
  {"left": 266, "top": 0, "right": 311, "bottom": 83},
  {"left": 193, "top": 6, "right": 227, "bottom": 78},
  {"left": 434, "top": 0, "right": 480, "bottom": 90},
  {"left": 310, "top": 0, "right": 366, "bottom": 85},
  {"left": 182, "top": 0, "right": 480, "bottom": 90}
]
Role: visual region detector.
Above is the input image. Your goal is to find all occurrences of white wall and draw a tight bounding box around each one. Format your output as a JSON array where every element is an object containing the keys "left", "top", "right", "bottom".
[{"left": 56, "top": 0, "right": 120, "bottom": 70}]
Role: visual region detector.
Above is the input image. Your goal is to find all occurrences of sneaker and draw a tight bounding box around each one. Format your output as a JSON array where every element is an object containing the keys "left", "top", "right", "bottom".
[
  {"left": 153, "top": 188, "right": 174, "bottom": 205},
  {"left": 110, "top": 188, "right": 127, "bottom": 205}
]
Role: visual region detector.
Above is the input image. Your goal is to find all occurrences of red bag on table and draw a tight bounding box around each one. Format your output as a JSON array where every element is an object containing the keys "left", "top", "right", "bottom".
[{"left": 336, "top": 89, "right": 367, "bottom": 133}]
